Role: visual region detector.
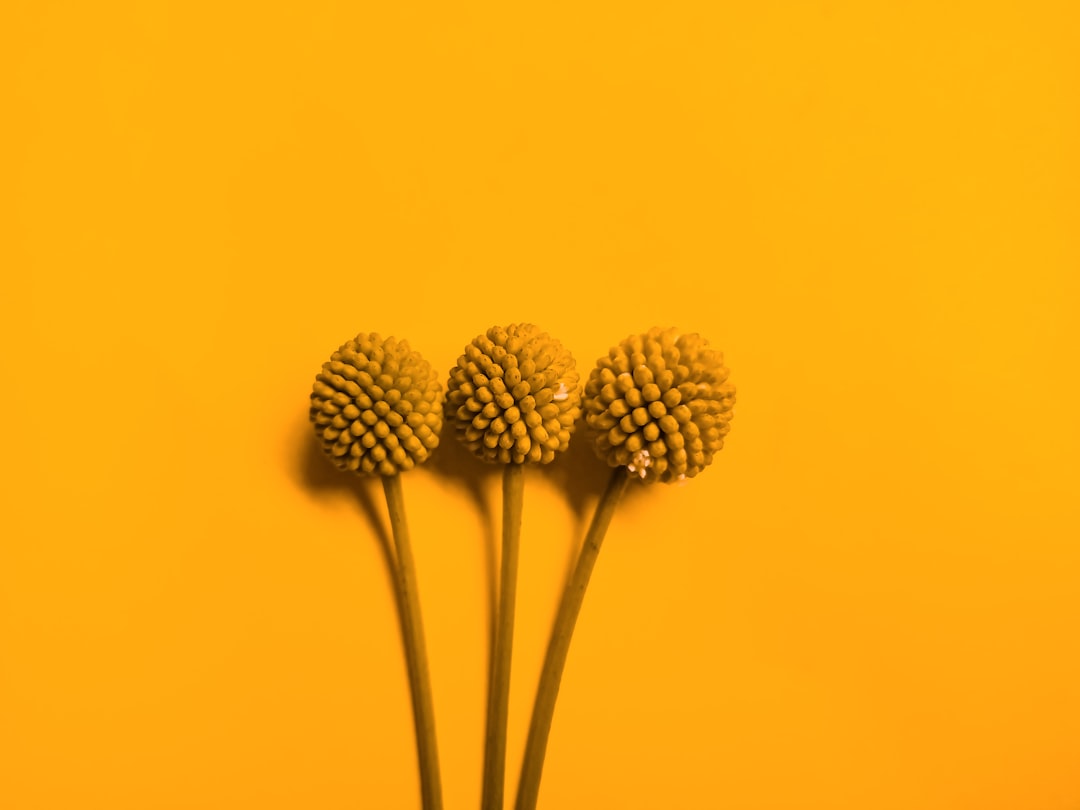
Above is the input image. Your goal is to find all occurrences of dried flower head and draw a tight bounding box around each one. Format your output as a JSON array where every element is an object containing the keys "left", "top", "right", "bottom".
[
  {"left": 310, "top": 333, "right": 443, "bottom": 476},
  {"left": 447, "top": 324, "right": 581, "bottom": 464},
  {"left": 583, "top": 327, "right": 734, "bottom": 483}
]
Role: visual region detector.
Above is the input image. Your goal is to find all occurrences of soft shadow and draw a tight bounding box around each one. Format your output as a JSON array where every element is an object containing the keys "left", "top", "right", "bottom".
[
  {"left": 427, "top": 421, "right": 500, "bottom": 651},
  {"left": 295, "top": 410, "right": 648, "bottom": 647},
  {"left": 534, "top": 432, "right": 612, "bottom": 525},
  {"left": 534, "top": 432, "right": 647, "bottom": 581},
  {"left": 296, "top": 408, "right": 503, "bottom": 680},
  {"left": 295, "top": 414, "right": 400, "bottom": 617}
]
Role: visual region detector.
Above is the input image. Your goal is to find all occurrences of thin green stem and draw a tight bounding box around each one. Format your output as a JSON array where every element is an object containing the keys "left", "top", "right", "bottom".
[
  {"left": 481, "top": 463, "right": 525, "bottom": 810},
  {"left": 382, "top": 474, "right": 443, "bottom": 810},
  {"left": 514, "top": 468, "right": 630, "bottom": 810}
]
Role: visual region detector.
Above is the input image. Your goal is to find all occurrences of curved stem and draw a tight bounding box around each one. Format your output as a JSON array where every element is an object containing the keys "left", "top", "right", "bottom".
[
  {"left": 382, "top": 474, "right": 443, "bottom": 810},
  {"left": 515, "top": 468, "right": 630, "bottom": 810},
  {"left": 481, "top": 463, "right": 525, "bottom": 810}
]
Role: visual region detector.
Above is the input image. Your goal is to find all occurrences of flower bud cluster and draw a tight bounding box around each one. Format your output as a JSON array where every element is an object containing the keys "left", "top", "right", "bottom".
[
  {"left": 583, "top": 327, "right": 735, "bottom": 483},
  {"left": 310, "top": 333, "right": 443, "bottom": 476},
  {"left": 447, "top": 324, "right": 581, "bottom": 465},
  {"left": 312, "top": 325, "right": 734, "bottom": 482}
]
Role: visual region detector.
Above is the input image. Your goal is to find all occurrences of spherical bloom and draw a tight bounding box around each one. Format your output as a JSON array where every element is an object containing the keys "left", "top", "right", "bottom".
[
  {"left": 310, "top": 333, "right": 443, "bottom": 476},
  {"left": 447, "top": 324, "right": 581, "bottom": 464},
  {"left": 583, "top": 327, "right": 735, "bottom": 483}
]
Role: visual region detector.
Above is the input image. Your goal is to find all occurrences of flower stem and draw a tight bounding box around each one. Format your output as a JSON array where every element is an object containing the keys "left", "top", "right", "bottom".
[
  {"left": 481, "top": 463, "right": 525, "bottom": 810},
  {"left": 514, "top": 468, "right": 630, "bottom": 810},
  {"left": 382, "top": 474, "right": 443, "bottom": 810}
]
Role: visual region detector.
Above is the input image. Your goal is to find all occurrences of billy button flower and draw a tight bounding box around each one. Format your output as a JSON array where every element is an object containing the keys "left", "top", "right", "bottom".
[
  {"left": 516, "top": 327, "right": 735, "bottom": 810},
  {"left": 447, "top": 324, "right": 581, "bottom": 465},
  {"left": 584, "top": 327, "right": 735, "bottom": 482},
  {"left": 311, "top": 334, "right": 442, "bottom": 475},
  {"left": 446, "top": 324, "right": 581, "bottom": 810},
  {"left": 310, "top": 332, "right": 445, "bottom": 810}
]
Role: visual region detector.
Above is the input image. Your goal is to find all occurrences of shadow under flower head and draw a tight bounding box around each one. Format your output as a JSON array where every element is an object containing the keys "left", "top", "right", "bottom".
[
  {"left": 310, "top": 333, "right": 444, "bottom": 476},
  {"left": 447, "top": 323, "right": 581, "bottom": 465},
  {"left": 584, "top": 327, "right": 734, "bottom": 484}
]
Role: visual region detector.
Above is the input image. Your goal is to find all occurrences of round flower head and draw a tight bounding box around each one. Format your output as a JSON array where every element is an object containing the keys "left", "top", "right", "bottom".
[
  {"left": 310, "top": 333, "right": 443, "bottom": 476},
  {"left": 447, "top": 324, "right": 581, "bottom": 464},
  {"left": 584, "top": 327, "right": 735, "bottom": 483}
]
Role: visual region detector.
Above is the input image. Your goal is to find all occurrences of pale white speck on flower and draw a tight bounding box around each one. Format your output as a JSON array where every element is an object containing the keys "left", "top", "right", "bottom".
[
  {"left": 627, "top": 448, "right": 652, "bottom": 478},
  {"left": 553, "top": 382, "right": 570, "bottom": 402}
]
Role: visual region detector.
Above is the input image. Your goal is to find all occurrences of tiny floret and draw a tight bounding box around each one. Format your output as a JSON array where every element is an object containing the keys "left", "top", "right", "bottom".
[
  {"left": 310, "top": 333, "right": 444, "bottom": 476},
  {"left": 583, "top": 327, "right": 735, "bottom": 483},
  {"left": 447, "top": 324, "right": 581, "bottom": 464},
  {"left": 627, "top": 448, "right": 652, "bottom": 479}
]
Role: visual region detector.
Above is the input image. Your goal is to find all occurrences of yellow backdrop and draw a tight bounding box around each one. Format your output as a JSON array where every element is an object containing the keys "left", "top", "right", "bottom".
[{"left": 4, "top": 2, "right": 1079, "bottom": 809}]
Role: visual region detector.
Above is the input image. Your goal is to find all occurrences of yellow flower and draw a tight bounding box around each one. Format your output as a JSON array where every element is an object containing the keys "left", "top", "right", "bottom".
[
  {"left": 584, "top": 327, "right": 734, "bottom": 483},
  {"left": 447, "top": 324, "right": 581, "bottom": 464},
  {"left": 310, "top": 333, "right": 443, "bottom": 475}
]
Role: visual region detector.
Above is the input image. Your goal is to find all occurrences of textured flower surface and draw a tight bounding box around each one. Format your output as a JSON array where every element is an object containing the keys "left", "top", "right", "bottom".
[
  {"left": 584, "top": 327, "right": 735, "bottom": 483},
  {"left": 447, "top": 324, "right": 581, "bottom": 464},
  {"left": 310, "top": 333, "right": 443, "bottom": 476}
]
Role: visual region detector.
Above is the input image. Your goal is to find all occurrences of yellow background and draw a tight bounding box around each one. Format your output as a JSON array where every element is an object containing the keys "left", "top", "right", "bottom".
[{"left": 4, "top": 2, "right": 1079, "bottom": 808}]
